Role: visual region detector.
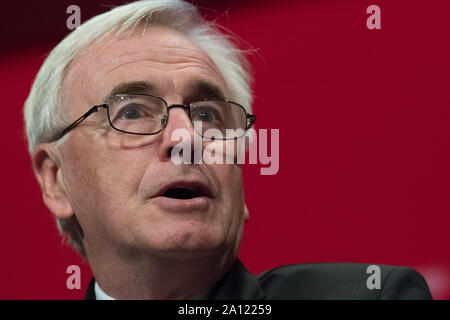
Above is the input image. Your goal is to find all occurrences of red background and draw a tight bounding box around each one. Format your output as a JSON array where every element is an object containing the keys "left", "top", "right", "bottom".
[{"left": 1, "top": 0, "right": 449, "bottom": 299}]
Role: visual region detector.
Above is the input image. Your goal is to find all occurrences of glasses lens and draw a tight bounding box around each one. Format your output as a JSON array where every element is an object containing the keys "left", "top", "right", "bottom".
[
  {"left": 190, "top": 101, "right": 247, "bottom": 139},
  {"left": 107, "top": 95, "right": 167, "bottom": 134}
]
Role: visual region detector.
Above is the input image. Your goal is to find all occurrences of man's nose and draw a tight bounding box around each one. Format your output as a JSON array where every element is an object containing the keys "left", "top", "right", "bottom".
[{"left": 157, "top": 106, "right": 197, "bottom": 162}]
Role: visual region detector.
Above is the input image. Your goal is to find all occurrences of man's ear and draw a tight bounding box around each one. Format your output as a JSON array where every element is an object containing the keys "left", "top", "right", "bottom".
[
  {"left": 244, "top": 203, "right": 250, "bottom": 222},
  {"left": 32, "top": 144, "right": 74, "bottom": 220}
]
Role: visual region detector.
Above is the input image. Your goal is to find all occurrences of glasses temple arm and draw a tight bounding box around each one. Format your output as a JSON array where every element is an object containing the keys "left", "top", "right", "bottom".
[{"left": 55, "top": 104, "right": 107, "bottom": 140}]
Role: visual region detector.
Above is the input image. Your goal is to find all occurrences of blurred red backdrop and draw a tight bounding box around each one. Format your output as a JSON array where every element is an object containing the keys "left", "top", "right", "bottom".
[{"left": 0, "top": 0, "right": 449, "bottom": 299}]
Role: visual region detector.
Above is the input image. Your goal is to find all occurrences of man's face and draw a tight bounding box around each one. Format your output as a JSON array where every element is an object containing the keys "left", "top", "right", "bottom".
[{"left": 54, "top": 27, "right": 249, "bottom": 260}]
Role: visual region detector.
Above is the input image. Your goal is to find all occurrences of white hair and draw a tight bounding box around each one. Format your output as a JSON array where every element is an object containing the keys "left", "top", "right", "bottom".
[{"left": 24, "top": 0, "right": 253, "bottom": 256}]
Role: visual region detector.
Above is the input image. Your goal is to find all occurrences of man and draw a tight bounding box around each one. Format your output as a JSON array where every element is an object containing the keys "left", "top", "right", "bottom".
[{"left": 24, "top": 0, "right": 432, "bottom": 299}]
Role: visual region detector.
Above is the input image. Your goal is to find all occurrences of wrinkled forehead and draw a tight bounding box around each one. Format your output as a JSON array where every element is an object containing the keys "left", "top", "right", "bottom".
[{"left": 61, "top": 26, "right": 229, "bottom": 114}]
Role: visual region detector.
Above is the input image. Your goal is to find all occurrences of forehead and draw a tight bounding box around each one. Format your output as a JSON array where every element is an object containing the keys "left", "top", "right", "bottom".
[{"left": 62, "top": 26, "right": 228, "bottom": 111}]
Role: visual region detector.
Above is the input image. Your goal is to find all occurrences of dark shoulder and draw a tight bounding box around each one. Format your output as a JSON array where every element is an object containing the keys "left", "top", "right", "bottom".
[{"left": 257, "top": 263, "right": 432, "bottom": 300}]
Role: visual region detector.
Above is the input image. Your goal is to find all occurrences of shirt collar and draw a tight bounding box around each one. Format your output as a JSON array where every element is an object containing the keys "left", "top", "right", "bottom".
[{"left": 94, "top": 281, "right": 116, "bottom": 300}]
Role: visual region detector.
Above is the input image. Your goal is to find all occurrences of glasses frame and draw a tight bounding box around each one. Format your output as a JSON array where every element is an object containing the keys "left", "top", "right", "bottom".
[{"left": 55, "top": 94, "right": 256, "bottom": 141}]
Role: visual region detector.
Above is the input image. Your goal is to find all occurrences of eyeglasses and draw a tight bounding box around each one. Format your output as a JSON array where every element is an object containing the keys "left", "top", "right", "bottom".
[{"left": 55, "top": 94, "right": 256, "bottom": 141}]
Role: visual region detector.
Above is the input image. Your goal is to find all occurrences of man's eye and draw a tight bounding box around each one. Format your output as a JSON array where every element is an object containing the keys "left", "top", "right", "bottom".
[
  {"left": 193, "top": 107, "right": 219, "bottom": 123},
  {"left": 116, "top": 104, "right": 147, "bottom": 120}
]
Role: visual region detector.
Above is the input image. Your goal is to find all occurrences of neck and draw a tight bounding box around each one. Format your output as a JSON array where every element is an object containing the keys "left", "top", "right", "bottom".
[{"left": 86, "top": 247, "right": 235, "bottom": 300}]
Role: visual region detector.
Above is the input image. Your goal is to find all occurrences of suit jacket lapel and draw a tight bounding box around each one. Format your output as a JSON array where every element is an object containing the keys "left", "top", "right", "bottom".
[
  {"left": 208, "top": 259, "right": 265, "bottom": 300},
  {"left": 84, "top": 277, "right": 96, "bottom": 300}
]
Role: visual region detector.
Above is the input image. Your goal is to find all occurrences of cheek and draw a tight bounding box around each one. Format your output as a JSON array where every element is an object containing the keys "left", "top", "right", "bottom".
[
  {"left": 60, "top": 140, "right": 147, "bottom": 231},
  {"left": 211, "top": 164, "right": 246, "bottom": 227},
  {"left": 215, "top": 165, "right": 246, "bottom": 251},
  {"left": 214, "top": 164, "right": 244, "bottom": 198}
]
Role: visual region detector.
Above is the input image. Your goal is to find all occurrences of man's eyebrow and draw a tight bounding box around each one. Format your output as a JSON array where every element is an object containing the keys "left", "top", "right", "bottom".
[
  {"left": 186, "top": 80, "right": 227, "bottom": 101},
  {"left": 102, "top": 80, "right": 227, "bottom": 103},
  {"left": 103, "top": 81, "right": 155, "bottom": 102}
]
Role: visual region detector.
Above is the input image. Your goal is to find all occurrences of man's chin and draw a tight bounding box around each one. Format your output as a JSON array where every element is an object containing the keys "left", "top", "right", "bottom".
[
  {"left": 152, "top": 248, "right": 218, "bottom": 260},
  {"left": 147, "top": 242, "right": 225, "bottom": 261},
  {"left": 141, "top": 230, "right": 226, "bottom": 260}
]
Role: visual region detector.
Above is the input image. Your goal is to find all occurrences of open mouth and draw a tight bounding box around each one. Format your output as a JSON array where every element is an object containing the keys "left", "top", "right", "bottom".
[
  {"left": 162, "top": 187, "right": 202, "bottom": 200},
  {"left": 156, "top": 182, "right": 213, "bottom": 200}
]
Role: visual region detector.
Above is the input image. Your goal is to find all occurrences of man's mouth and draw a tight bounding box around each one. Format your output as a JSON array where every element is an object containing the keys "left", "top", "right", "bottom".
[
  {"left": 155, "top": 181, "right": 214, "bottom": 200},
  {"left": 152, "top": 181, "right": 214, "bottom": 212},
  {"left": 162, "top": 187, "right": 203, "bottom": 200}
]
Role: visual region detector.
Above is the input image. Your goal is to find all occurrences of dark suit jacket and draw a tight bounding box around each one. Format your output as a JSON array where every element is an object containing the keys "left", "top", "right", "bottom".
[{"left": 84, "top": 259, "right": 432, "bottom": 300}]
